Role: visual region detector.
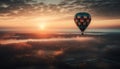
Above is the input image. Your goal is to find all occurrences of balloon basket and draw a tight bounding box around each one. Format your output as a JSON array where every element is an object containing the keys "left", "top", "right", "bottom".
[{"left": 81, "top": 32, "right": 84, "bottom": 35}]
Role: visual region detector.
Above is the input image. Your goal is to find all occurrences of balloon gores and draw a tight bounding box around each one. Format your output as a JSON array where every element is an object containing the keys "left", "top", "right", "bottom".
[{"left": 74, "top": 12, "right": 91, "bottom": 35}]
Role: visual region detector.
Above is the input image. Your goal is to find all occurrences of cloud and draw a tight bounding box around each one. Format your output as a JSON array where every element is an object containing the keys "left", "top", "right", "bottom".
[
  {"left": 0, "top": 0, "right": 119, "bottom": 19},
  {"left": 61, "top": 0, "right": 120, "bottom": 17},
  {"left": 88, "top": 0, "right": 120, "bottom": 17}
]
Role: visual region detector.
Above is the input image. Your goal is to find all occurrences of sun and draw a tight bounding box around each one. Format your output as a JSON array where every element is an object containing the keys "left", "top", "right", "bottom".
[{"left": 39, "top": 23, "right": 46, "bottom": 31}]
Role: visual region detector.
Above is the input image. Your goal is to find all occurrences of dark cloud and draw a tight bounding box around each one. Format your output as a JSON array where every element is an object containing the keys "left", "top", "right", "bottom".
[
  {"left": 0, "top": 0, "right": 120, "bottom": 18},
  {"left": 0, "top": 32, "right": 120, "bottom": 68},
  {"left": 61, "top": 0, "right": 120, "bottom": 18},
  {"left": 0, "top": 0, "right": 33, "bottom": 16},
  {"left": 87, "top": 0, "right": 120, "bottom": 17}
]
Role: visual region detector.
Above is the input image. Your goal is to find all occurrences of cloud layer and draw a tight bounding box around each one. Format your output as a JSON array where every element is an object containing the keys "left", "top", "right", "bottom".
[{"left": 0, "top": 0, "right": 120, "bottom": 18}]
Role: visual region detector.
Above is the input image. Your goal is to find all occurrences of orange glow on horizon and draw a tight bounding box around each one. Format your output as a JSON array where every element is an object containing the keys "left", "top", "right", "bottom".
[{"left": 0, "top": 15, "right": 120, "bottom": 33}]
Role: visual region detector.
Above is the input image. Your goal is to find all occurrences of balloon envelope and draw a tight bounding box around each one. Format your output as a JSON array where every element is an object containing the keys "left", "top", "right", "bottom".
[{"left": 74, "top": 12, "right": 91, "bottom": 34}]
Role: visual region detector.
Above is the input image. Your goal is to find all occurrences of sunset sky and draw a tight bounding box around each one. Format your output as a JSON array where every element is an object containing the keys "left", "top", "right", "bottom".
[{"left": 0, "top": 0, "right": 120, "bottom": 32}]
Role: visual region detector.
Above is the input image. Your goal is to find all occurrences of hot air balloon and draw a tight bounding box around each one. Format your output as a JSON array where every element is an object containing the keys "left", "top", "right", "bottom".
[{"left": 74, "top": 12, "right": 91, "bottom": 35}]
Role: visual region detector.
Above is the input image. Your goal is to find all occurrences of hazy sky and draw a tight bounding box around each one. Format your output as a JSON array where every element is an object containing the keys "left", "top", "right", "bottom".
[{"left": 0, "top": 0, "right": 120, "bottom": 32}]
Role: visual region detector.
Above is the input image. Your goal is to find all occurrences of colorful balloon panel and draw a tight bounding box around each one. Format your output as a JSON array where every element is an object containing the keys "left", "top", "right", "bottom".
[{"left": 74, "top": 12, "right": 91, "bottom": 32}]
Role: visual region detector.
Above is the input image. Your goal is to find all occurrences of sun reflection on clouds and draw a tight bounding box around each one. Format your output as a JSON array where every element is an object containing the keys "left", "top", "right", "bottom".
[
  {"left": 75, "top": 36, "right": 95, "bottom": 41},
  {"left": 0, "top": 36, "right": 97, "bottom": 45},
  {"left": 37, "top": 50, "right": 46, "bottom": 56},
  {"left": 53, "top": 50, "right": 63, "bottom": 56},
  {"left": 37, "top": 50, "right": 64, "bottom": 57}
]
